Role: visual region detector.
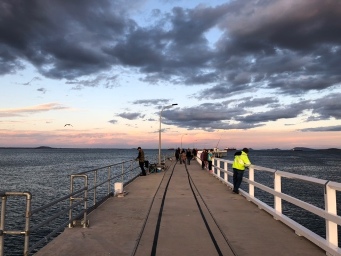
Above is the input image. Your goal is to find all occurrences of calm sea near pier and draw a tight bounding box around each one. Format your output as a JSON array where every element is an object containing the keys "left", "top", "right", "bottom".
[{"left": 1, "top": 148, "right": 341, "bottom": 255}]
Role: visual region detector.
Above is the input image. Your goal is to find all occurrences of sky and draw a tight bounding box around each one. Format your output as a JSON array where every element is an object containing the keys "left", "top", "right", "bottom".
[{"left": 1, "top": 0, "right": 341, "bottom": 150}]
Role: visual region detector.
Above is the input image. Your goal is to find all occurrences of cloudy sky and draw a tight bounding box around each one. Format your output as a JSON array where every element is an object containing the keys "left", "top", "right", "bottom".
[{"left": 1, "top": 0, "right": 341, "bottom": 150}]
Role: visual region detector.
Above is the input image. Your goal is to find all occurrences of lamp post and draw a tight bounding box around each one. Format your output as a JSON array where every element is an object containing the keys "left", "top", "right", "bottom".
[
  {"left": 158, "top": 103, "right": 178, "bottom": 168},
  {"left": 181, "top": 134, "right": 187, "bottom": 150}
]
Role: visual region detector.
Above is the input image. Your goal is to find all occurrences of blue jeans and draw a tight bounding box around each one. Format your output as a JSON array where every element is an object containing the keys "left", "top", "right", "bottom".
[{"left": 233, "top": 168, "right": 244, "bottom": 192}]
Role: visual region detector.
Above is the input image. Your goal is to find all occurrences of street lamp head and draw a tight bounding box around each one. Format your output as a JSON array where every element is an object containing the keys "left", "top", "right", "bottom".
[{"left": 163, "top": 103, "right": 178, "bottom": 110}]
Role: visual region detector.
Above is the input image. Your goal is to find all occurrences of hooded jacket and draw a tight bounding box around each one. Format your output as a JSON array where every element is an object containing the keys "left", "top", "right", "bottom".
[{"left": 232, "top": 150, "right": 251, "bottom": 171}]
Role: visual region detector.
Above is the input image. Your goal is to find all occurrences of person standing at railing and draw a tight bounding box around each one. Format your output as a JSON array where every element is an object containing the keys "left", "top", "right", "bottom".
[
  {"left": 201, "top": 149, "right": 208, "bottom": 170},
  {"left": 207, "top": 149, "right": 213, "bottom": 173},
  {"left": 136, "top": 147, "right": 146, "bottom": 176},
  {"left": 232, "top": 148, "right": 251, "bottom": 194}
]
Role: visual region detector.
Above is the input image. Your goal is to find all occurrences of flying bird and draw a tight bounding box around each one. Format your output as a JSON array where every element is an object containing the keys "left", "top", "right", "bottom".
[{"left": 64, "top": 124, "right": 73, "bottom": 127}]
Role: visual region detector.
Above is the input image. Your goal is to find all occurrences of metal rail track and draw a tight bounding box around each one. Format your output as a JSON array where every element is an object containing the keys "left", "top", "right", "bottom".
[{"left": 132, "top": 160, "right": 238, "bottom": 256}]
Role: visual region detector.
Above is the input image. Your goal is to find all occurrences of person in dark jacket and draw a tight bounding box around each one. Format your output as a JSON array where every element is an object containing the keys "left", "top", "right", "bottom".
[
  {"left": 186, "top": 148, "right": 192, "bottom": 165},
  {"left": 201, "top": 149, "right": 208, "bottom": 170},
  {"left": 175, "top": 147, "right": 180, "bottom": 162},
  {"left": 136, "top": 147, "right": 146, "bottom": 176}
]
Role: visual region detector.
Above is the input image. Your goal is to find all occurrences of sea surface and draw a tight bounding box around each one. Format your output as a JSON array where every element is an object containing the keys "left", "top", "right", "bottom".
[
  {"left": 0, "top": 148, "right": 159, "bottom": 256},
  {"left": 1, "top": 148, "right": 341, "bottom": 255}
]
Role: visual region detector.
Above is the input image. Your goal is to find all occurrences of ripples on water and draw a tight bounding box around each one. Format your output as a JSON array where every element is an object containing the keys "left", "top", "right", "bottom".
[
  {"left": 1, "top": 148, "right": 341, "bottom": 255},
  {"left": 0, "top": 148, "right": 158, "bottom": 256}
]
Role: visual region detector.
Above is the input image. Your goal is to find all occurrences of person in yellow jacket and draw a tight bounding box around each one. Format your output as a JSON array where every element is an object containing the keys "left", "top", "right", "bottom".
[{"left": 232, "top": 148, "right": 251, "bottom": 194}]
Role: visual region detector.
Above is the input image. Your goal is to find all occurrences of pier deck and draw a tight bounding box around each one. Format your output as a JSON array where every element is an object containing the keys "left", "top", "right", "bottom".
[{"left": 35, "top": 159, "right": 325, "bottom": 256}]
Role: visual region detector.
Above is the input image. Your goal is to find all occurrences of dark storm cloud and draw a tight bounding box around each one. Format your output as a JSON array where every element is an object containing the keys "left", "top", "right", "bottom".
[
  {"left": 300, "top": 125, "right": 341, "bottom": 132},
  {"left": 310, "top": 93, "right": 341, "bottom": 120},
  {"left": 0, "top": 0, "right": 132, "bottom": 78},
  {"left": 108, "top": 119, "right": 117, "bottom": 124},
  {"left": 162, "top": 95, "right": 341, "bottom": 131},
  {"left": 162, "top": 102, "right": 255, "bottom": 130},
  {"left": 1, "top": 0, "right": 341, "bottom": 132},
  {"left": 235, "top": 97, "right": 279, "bottom": 108},
  {"left": 117, "top": 112, "right": 144, "bottom": 120},
  {"left": 1, "top": 0, "right": 341, "bottom": 94},
  {"left": 65, "top": 74, "right": 120, "bottom": 88},
  {"left": 132, "top": 99, "right": 171, "bottom": 106},
  {"left": 37, "top": 88, "right": 47, "bottom": 94},
  {"left": 212, "top": 0, "right": 341, "bottom": 95}
]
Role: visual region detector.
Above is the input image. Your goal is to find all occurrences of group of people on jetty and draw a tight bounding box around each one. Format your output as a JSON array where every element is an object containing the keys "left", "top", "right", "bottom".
[
  {"left": 136, "top": 146, "right": 251, "bottom": 195},
  {"left": 174, "top": 147, "right": 198, "bottom": 165},
  {"left": 173, "top": 147, "right": 251, "bottom": 195}
]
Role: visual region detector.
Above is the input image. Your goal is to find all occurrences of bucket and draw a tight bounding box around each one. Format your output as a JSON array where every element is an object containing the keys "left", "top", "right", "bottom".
[{"left": 114, "top": 182, "right": 123, "bottom": 194}]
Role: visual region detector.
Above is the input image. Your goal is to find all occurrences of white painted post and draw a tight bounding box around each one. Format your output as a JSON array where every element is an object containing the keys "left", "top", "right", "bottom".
[
  {"left": 274, "top": 172, "right": 282, "bottom": 218},
  {"left": 216, "top": 159, "right": 220, "bottom": 177},
  {"left": 249, "top": 167, "right": 254, "bottom": 198},
  {"left": 325, "top": 183, "right": 338, "bottom": 247},
  {"left": 224, "top": 161, "right": 228, "bottom": 183}
]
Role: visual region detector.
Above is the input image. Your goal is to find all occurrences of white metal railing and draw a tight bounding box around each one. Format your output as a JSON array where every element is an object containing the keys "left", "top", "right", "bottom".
[
  {"left": 0, "top": 159, "right": 141, "bottom": 256},
  {"left": 196, "top": 152, "right": 341, "bottom": 256}
]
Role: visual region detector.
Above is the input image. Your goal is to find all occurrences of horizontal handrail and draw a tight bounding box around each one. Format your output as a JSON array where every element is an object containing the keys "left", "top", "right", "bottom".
[{"left": 31, "top": 188, "right": 86, "bottom": 215}]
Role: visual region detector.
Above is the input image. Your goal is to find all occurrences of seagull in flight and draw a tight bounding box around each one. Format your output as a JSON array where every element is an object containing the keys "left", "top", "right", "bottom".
[{"left": 64, "top": 124, "right": 73, "bottom": 127}]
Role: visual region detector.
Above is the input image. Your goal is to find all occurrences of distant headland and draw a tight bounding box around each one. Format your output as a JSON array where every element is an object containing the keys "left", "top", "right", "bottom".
[{"left": 292, "top": 147, "right": 340, "bottom": 151}]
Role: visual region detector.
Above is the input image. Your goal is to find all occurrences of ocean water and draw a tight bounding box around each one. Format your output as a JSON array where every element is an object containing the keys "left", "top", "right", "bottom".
[
  {"left": 1, "top": 148, "right": 341, "bottom": 255},
  {"left": 0, "top": 148, "right": 160, "bottom": 256}
]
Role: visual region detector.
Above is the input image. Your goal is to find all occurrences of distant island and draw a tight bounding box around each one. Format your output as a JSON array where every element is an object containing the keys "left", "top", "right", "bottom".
[
  {"left": 292, "top": 147, "right": 340, "bottom": 151},
  {"left": 35, "top": 146, "right": 53, "bottom": 149}
]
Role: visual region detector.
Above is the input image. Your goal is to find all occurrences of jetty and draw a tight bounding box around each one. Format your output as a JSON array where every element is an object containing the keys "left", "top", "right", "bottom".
[{"left": 35, "top": 159, "right": 325, "bottom": 256}]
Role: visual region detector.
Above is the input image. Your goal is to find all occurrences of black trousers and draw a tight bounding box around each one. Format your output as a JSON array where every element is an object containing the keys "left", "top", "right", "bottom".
[{"left": 139, "top": 161, "right": 146, "bottom": 175}]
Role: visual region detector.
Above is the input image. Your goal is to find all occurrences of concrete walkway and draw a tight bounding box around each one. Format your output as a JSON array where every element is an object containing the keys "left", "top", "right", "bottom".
[{"left": 35, "top": 159, "right": 325, "bottom": 256}]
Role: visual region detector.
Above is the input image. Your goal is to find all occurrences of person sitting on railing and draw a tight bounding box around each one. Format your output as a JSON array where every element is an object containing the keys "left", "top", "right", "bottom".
[
  {"left": 136, "top": 147, "right": 146, "bottom": 176},
  {"left": 232, "top": 148, "right": 251, "bottom": 194}
]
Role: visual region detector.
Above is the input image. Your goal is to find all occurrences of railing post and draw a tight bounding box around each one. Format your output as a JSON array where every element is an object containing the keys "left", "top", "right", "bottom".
[
  {"left": 224, "top": 161, "right": 228, "bottom": 183},
  {"left": 325, "top": 182, "right": 338, "bottom": 247},
  {"left": 0, "top": 193, "right": 6, "bottom": 256},
  {"left": 216, "top": 159, "right": 220, "bottom": 177},
  {"left": 69, "top": 174, "right": 88, "bottom": 228},
  {"left": 93, "top": 170, "right": 97, "bottom": 206},
  {"left": 68, "top": 176, "right": 74, "bottom": 228},
  {"left": 107, "top": 166, "right": 111, "bottom": 195},
  {"left": 249, "top": 167, "right": 254, "bottom": 198},
  {"left": 121, "top": 163, "right": 124, "bottom": 183},
  {"left": 274, "top": 172, "right": 282, "bottom": 216},
  {"left": 23, "top": 192, "right": 32, "bottom": 256},
  {"left": 83, "top": 176, "right": 88, "bottom": 228}
]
